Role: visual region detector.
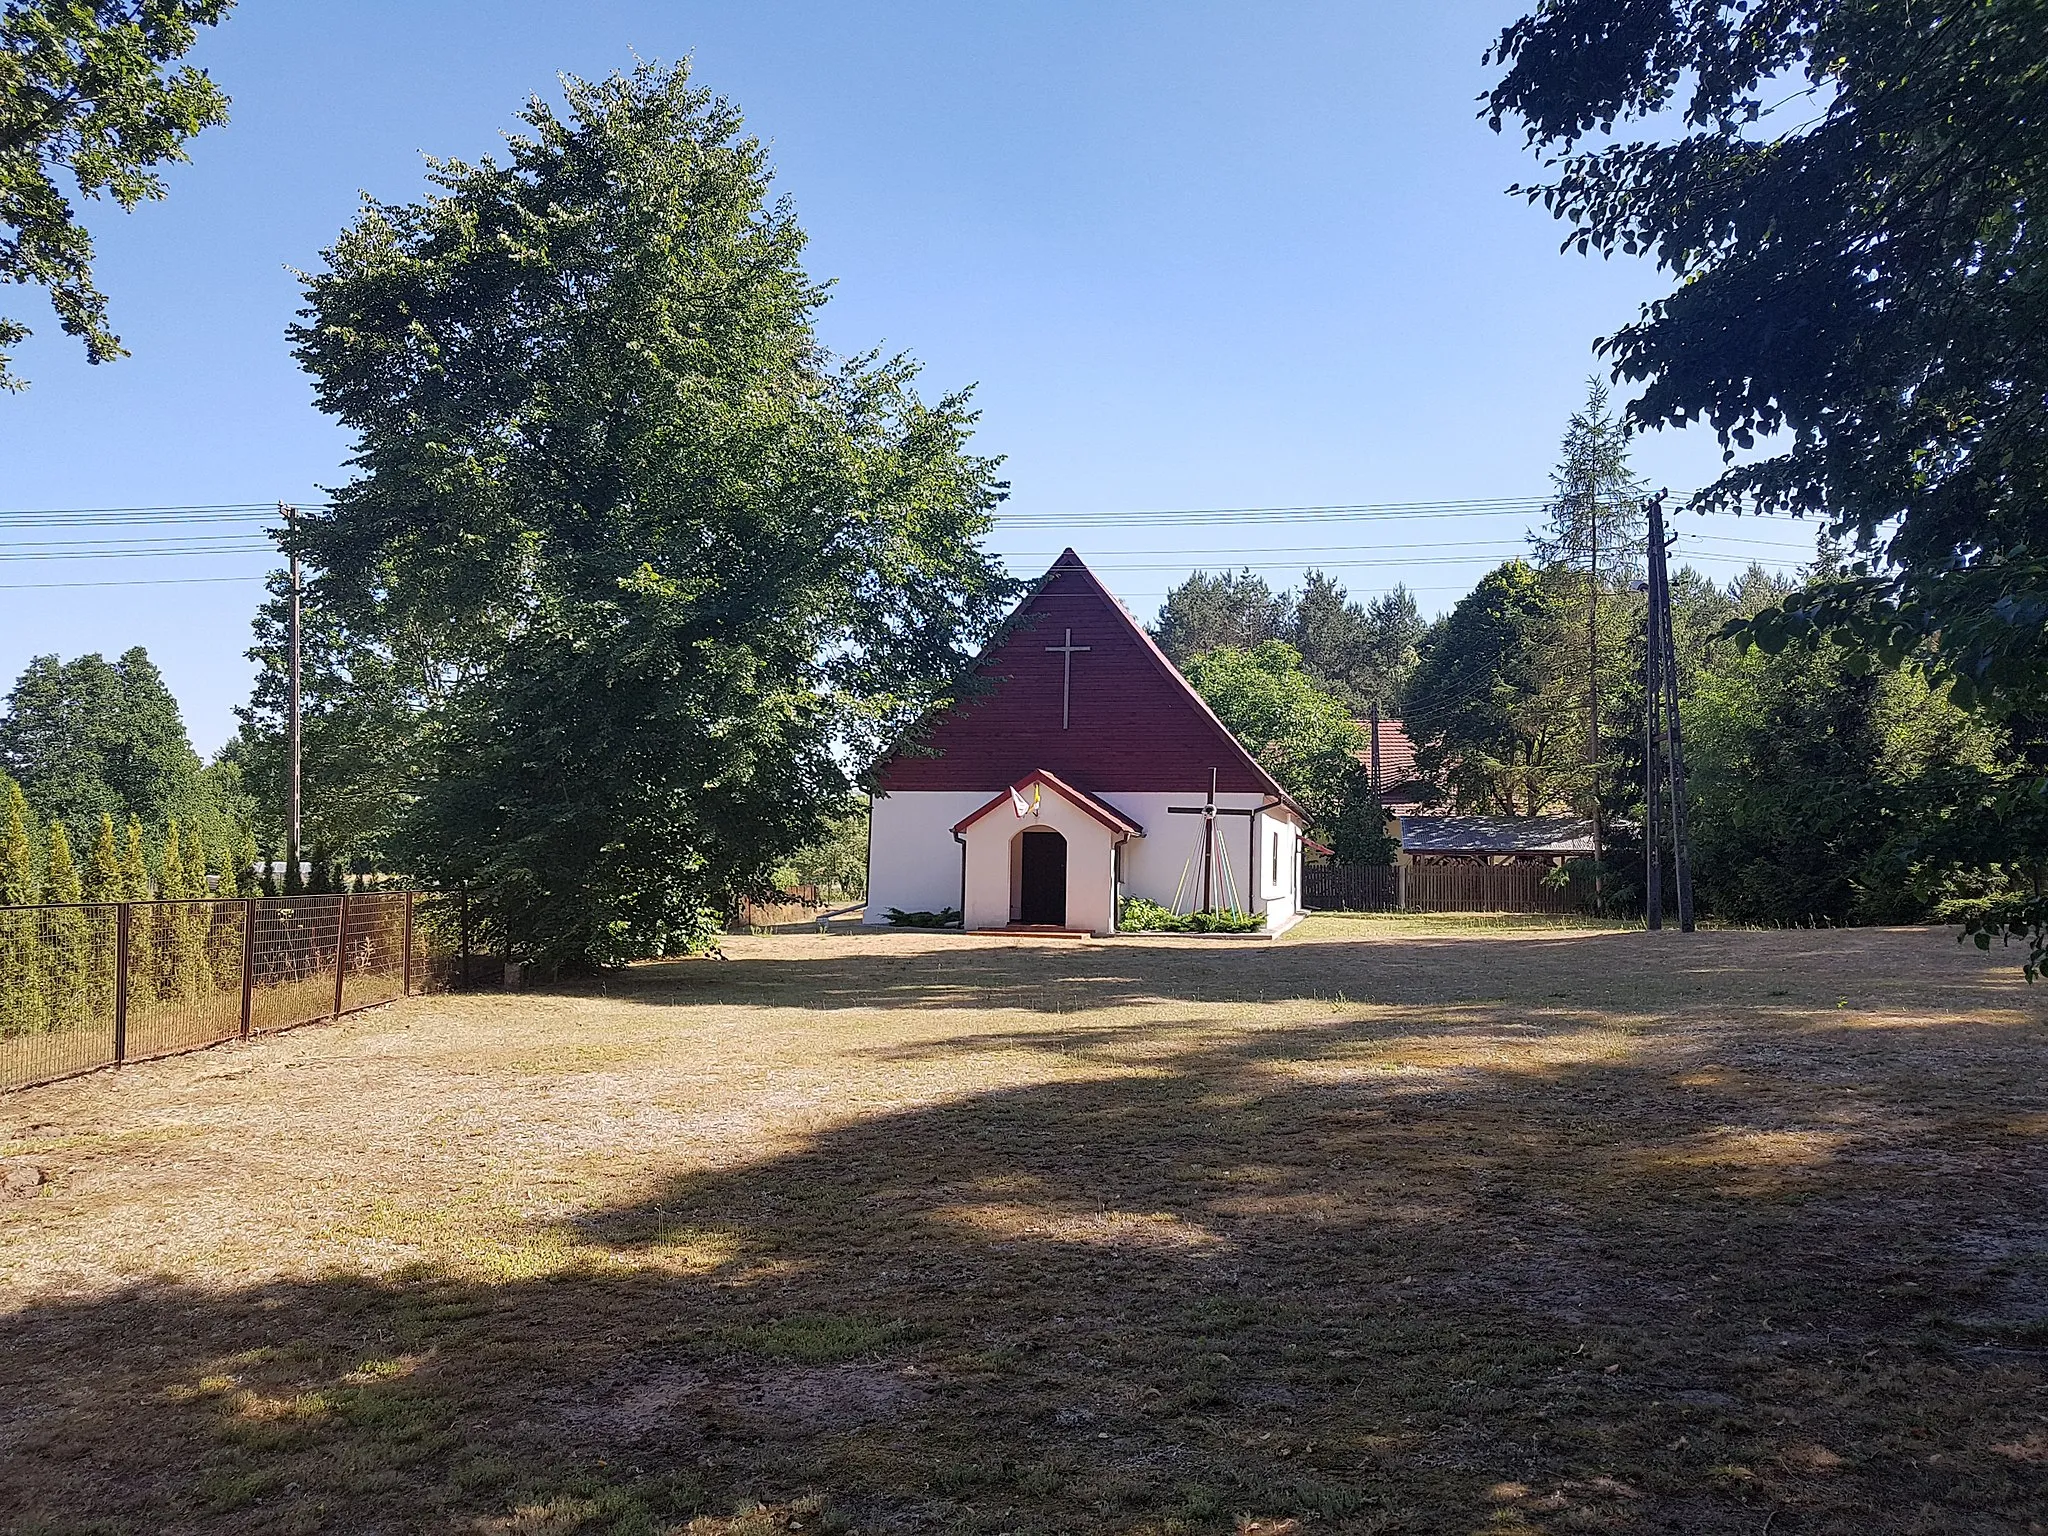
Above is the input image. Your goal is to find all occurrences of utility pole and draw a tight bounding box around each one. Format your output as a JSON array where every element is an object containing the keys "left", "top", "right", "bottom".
[
  {"left": 1642, "top": 523, "right": 1663, "bottom": 931},
  {"left": 1587, "top": 482, "right": 1604, "bottom": 911},
  {"left": 1368, "top": 699, "right": 1382, "bottom": 796},
  {"left": 1647, "top": 496, "right": 1695, "bottom": 931},
  {"left": 284, "top": 502, "right": 302, "bottom": 892}
]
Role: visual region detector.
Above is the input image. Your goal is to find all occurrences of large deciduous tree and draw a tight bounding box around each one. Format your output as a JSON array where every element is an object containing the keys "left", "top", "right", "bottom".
[
  {"left": 0, "top": 0, "right": 232, "bottom": 388},
  {"left": 1485, "top": 0, "right": 2048, "bottom": 961},
  {"left": 1181, "top": 641, "right": 1391, "bottom": 862},
  {"left": 1400, "top": 561, "right": 1576, "bottom": 815},
  {"left": 285, "top": 64, "right": 1014, "bottom": 970},
  {"left": 0, "top": 647, "right": 225, "bottom": 841}
]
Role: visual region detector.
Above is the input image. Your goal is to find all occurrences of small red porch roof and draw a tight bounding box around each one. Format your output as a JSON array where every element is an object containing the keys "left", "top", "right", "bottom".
[{"left": 951, "top": 769, "right": 1146, "bottom": 838}]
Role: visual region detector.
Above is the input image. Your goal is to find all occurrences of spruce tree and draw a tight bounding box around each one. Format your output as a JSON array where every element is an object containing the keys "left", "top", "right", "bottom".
[
  {"left": 0, "top": 780, "right": 46, "bottom": 1034},
  {"left": 259, "top": 844, "right": 277, "bottom": 897},
  {"left": 40, "top": 823, "right": 87, "bottom": 1027}
]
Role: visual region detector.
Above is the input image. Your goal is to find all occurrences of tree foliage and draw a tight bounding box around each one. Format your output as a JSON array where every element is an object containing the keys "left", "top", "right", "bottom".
[
  {"left": 1529, "top": 376, "right": 1647, "bottom": 584},
  {"left": 1687, "top": 629, "right": 2015, "bottom": 926},
  {"left": 1486, "top": 0, "right": 2048, "bottom": 961},
  {"left": 1401, "top": 562, "right": 1570, "bottom": 814},
  {"left": 0, "top": 647, "right": 246, "bottom": 851},
  {"left": 0, "top": 0, "right": 232, "bottom": 388},
  {"left": 1153, "top": 568, "right": 1423, "bottom": 710},
  {"left": 285, "top": 64, "right": 1015, "bottom": 970},
  {"left": 1181, "top": 640, "right": 1391, "bottom": 861}
]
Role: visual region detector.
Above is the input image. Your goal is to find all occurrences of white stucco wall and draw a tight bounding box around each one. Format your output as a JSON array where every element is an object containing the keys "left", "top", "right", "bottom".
[
  {"left": 865, "top": 791, "right": 988, "bottom": 921},
  {"left": 869, "top": 786, "right": 1305, "bottom": 933}
]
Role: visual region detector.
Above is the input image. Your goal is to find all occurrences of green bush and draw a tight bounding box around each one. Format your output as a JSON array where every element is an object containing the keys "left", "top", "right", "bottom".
[
  {"left": 884, "top": 907, "right": 961, "bottom": 928},
  {"left": 1117, "top": 897, "right": 1264, "bottom": 933}
]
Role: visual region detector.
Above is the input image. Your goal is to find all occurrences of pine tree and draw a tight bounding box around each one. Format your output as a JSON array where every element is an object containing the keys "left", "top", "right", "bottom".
[
  {"left": 121, "top": 816, "right": 157, "bottom": 1006},
  {"left": 0, "top": 779, "right": 47, "bottom": 1035},
  {"left": 259, "top": 844, "right": 277, "bottom": 897},
  {"left": 40, "top": 823, "right": 87, "bottom": 1027}
]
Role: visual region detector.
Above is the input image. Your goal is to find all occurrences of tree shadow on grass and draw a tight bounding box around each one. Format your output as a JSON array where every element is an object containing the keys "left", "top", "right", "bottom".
[{"left": 3, "top": 979, "right": 2045, "bottom": 1534}]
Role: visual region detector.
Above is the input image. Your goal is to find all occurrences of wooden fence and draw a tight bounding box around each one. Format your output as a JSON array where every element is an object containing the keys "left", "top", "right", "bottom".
[{"left": 1304, "top": 862, "right": 1601, "bottom": 915}]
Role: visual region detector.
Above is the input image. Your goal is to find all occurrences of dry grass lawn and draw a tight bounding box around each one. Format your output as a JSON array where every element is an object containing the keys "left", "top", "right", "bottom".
[{"left": 2, "top": 916, "right": 2046, "bottom": 1535}]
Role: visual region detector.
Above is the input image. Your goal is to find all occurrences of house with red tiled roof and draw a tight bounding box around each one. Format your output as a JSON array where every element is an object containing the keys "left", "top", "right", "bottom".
[{"left": 867, "top": 551, "right": 1312, "bottom": 936}]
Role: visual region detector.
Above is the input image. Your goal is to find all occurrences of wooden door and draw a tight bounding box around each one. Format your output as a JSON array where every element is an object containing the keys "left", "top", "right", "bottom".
[{"left": 1017, "top": 827, "right": 1068, "bottom": 925}]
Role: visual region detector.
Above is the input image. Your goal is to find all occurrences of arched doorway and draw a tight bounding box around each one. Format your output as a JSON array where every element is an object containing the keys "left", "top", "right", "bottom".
[{"left": 1017, "top": 826, "right": 1068, "bottom": 926}]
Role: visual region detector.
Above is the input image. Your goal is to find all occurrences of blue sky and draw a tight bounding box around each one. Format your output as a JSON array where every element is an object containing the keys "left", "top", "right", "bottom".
[{"left": 0, "top": 1, "right": 1816, "bottom": 753}]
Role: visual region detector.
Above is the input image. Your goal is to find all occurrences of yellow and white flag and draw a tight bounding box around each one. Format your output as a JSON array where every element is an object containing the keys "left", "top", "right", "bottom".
[{"left": 1010, "top": 783, "right": 1041, "bottom": 818}]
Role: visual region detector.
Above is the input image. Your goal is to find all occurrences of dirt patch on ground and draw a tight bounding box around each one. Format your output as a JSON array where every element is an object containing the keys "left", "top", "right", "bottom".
[{"left": 0, "top": 918, "right": 2044, "bottom": 1533}]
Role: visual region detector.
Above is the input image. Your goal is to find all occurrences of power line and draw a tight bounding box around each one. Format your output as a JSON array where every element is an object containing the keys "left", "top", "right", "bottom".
[{"left": 0, "top": 573, "right": 268, "bottom": 591}]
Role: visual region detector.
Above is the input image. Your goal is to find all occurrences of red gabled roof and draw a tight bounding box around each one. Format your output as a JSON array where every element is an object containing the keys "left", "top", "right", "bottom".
[
  {"left": 878, "top": 549, "right": 1301, "bottom": 811},
  {"left": 951, "top": 770, "right": 1146, "bottom": 837}
]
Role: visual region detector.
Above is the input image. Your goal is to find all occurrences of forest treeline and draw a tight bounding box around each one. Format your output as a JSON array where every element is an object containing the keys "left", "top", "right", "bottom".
[{"left": 1146, "top": 385, "right": 2030, "bottom": 929}]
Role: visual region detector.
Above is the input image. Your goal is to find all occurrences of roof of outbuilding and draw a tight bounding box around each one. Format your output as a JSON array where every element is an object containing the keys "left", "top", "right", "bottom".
[{"left": 1397, "top": 815, "right": 1597, "bottom": 855}]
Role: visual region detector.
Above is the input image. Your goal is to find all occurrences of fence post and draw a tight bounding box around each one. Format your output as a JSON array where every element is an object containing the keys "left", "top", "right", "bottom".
[
  {"left": 113, "top": 901, "right": 131, "bottom": 1063},
  {"left": 458, "top": 884, "right": 470, "bottom": 989},
  {"left": 239, "top": 898, "right": 256, "bottom": 1039},
  {"left": 332, "top": 892, "right": 349, "bottom": 1019},
  {"left": 1396, "top": 862, "right": 1408, "bottom": 911},
  {"left": 402, "top": 891, "right": 414, "bottom": 996}
]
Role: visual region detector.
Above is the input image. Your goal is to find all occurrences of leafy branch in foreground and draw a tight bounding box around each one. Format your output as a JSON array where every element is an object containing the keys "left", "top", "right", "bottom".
[
  {"left": 0, "top": 1, "right": 233, "bottom": 388},
  {"left": 1487, "top": 0, "right": 2048, "bottom": 967}
]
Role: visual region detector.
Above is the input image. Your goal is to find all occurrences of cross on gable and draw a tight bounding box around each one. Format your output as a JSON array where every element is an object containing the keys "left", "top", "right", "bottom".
[{"left": 1045, "top": 627, "right": 1090, "bottom": 729}]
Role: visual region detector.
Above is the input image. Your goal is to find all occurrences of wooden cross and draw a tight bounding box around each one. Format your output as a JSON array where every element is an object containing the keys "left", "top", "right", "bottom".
[
  {"left": 1167, "top": 767, "right": 1260, "bottom": 912},
  {"left": 1045, "top": 628, "right": 1090, "bottom": 729}
]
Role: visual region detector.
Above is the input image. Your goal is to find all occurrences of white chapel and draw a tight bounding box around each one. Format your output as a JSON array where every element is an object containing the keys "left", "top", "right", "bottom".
[{"left": 865, "top": 550, "right": 1311, "bottom": 936}]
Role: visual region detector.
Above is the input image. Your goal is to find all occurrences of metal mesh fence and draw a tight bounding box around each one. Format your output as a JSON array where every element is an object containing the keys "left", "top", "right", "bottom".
[
  {"left": 0, "top": 903, "right": 119, "bottom": 1091},
  {"left": 126, "top": 900, "right": 248, "bottom": 1062},
  {"left": 0, "top": 890, "right": 478, "bottom": 1093},
  {"left": 340, "top": 893, "right": 408, "bottom": 1014}
]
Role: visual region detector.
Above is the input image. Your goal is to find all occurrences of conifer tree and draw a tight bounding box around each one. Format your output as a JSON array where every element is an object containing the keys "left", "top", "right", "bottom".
[
  {"left": 84, "top": 813, "right": 123, "bottom": 903},
  {"left": 259, "top": 844, "right": 277, "bottom": 897},
  {"left": 201, "top": 827, "right": 240, "bottom": 988},
  {"left": 40, "top": 823, "right": 87, "bottom": 1026},
  {"left": 122, "top": 816, "right": 157, "bottom": 1006},
  {"left": 159, "top": 817, "right": 203, "bottom": 1000},
  {"left": 0, "top": 780, "right": 36, "bottom": 906},
  {"left": 121, "top": 816, "right": 151, "bottom": 901},
  {"left": 0, "top": 780, "right": 46, "bottom": 1034},
  {"left": 81, "top": 813, "right": 122, "bottom": 1016}
]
